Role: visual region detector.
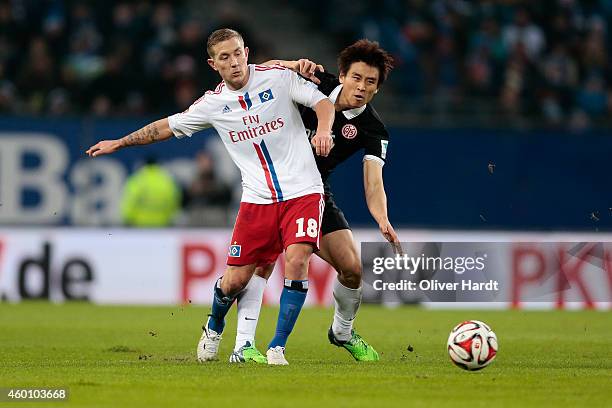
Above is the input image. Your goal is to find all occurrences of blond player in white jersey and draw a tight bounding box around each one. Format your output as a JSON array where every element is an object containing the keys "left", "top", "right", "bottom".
[{"left": 86, "top": 28, "right": 334, "bottom": 365}]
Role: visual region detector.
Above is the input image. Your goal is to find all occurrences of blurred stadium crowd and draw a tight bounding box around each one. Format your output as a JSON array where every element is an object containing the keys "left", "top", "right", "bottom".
[
  {"left": 0, "top": 0, "right": 611, "bottom": 127},
  {"left": 300, "top": 0, "right": 612, "bottom": 126},
  {"left": 0, "top": 0, "right": 271, "bottom": 117}
]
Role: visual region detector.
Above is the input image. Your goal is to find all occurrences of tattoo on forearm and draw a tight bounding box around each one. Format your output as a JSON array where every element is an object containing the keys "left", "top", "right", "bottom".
[{"left": 120, "top": 122, "right": 161, "bottom": 147}]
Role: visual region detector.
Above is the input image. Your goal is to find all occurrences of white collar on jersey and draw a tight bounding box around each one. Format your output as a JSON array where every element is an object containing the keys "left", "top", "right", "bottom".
[{"left": 328, "top": 84, "right": 367, "bottom": 120}]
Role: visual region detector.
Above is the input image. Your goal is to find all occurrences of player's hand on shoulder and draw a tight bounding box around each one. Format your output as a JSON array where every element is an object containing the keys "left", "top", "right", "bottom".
[
  {"left": 86, "top": 140, "right": 121, "bottom": 157},
  {"left": 311, "top": 130, "right": 333, "bottom": 157},
  {"left": 294, "top": 59, "right": 324, "bottom": 84}
]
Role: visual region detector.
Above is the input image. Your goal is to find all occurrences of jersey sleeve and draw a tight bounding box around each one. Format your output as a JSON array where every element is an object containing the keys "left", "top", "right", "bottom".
[
  {"left": 167, "top": 96, "right": 213, "bottom": 138},
  {"left": 363, "top": 124, "right": 390, "bottom": 167},
  {"left": 287, "top": 69, "right": 328, "bottom": 108}
]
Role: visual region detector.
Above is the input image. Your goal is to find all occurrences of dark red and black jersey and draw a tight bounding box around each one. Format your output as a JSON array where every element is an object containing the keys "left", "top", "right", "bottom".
[{"left": 300, "top": 71, "right": 390, "bottom": 185}]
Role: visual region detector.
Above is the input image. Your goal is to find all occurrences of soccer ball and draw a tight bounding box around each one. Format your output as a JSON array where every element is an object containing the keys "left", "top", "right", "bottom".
[{"left": 447, "top": 320, "right": 498, "bottom": 371}]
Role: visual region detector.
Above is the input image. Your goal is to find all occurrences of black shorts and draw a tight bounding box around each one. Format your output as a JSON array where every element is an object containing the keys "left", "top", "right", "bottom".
[{"left": 321, "top": 192, "right": 350, "bottom": 236}]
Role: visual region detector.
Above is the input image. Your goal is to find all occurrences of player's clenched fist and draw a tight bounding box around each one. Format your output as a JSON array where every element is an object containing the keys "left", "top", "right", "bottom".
[
  {"left": 86, "top": 140, "right": 121, "bottom": 157},
  {"left": 311, "top": 131, "right": 333, "bottom": 157}
]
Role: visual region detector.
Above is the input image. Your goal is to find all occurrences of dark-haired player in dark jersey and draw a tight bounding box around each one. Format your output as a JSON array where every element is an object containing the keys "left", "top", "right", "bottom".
[{"left": 229, "top": 40, "right": 399, "bottom": 363}]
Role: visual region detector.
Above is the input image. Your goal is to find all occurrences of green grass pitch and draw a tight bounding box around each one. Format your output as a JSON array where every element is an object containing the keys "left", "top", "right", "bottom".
[{"left": 1, "top": 302, "right": 611, "bottom": 407}]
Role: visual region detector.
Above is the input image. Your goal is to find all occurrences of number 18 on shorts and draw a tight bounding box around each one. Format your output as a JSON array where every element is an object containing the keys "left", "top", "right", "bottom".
[{"left": 227, "top": 193, "right": 324, "bottom": 266}]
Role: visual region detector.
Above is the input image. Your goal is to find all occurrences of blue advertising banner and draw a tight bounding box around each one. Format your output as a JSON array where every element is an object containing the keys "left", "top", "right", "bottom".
[
  {"left": 0, "top": 117, "right": 216, "bottom": 226},
  {"left": 1, "top": 116, "right": 610, "bottom": 230}
]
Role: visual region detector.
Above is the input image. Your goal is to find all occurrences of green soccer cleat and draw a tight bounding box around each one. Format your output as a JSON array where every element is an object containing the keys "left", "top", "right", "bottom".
[
  {"left": 229, "top": 341, "right": 268, "bottom": 364},
  {"left": 328, "top": 327, "right": 380, "bottom": 362}
]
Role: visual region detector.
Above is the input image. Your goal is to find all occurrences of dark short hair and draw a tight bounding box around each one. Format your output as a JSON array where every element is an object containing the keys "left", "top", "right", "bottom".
[
  {"left": 206, "top": 28, "right": 244, "bottom": 58},
  {"left": 338, "top": 39, "right": 394, "bottom": 86}
]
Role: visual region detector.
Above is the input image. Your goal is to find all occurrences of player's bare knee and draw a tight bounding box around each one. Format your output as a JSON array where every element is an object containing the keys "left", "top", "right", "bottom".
[
  {"left": 220, "top": 275, "right": 248, "bottom": 297},
  {"left": 285, "top": 256, "right": 308, "bottom": 276},
  {"left": 285, "top": 245, "right": 312, "bottom": 280},
  {"left": 285, "top": 250, "right": 311, "bottom": 279},
  {"left": 339, "top": 258, "right": 362, "bottom": 288}
]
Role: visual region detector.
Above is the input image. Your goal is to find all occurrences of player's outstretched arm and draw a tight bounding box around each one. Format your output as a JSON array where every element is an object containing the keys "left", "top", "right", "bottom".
[
  {"left": 363, "top": 159, "right": 399, "bottom": 245},
  {"left": 262, "top": 59, "right": 324, "bottom": 84},
  {"left": 311, "top": 98, "right": 334, "bottom": 157},
  {"left": 86, "top": 118, "right": 173, "bottom": 157}
]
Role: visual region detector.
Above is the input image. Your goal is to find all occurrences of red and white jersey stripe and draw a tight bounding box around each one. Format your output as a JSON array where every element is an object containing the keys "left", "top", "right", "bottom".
[{"left": 168, "top": 64, "right": 327, "bottom": 204}]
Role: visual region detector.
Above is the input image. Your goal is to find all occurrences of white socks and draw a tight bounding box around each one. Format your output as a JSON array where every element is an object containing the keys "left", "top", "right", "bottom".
[
  {"left": 234, "top": 275, "right": 267, "bottom": 351},
  {"left": 235, "top": 276, "right": 363, "bottom": 347},
  {"left": 331, "top": 278, "right": 362, "bottom": 342}
]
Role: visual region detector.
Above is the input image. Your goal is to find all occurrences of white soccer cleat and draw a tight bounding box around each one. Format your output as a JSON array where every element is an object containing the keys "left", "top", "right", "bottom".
[
  {"left": 266, "top": 346, "right": 289, "bottom": 365},
  {"left": 197, "top": 326, "right": 222, "bottom": 362}
]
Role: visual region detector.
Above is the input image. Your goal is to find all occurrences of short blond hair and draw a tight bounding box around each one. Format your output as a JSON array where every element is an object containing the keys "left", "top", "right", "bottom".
[{"left": 206, "top": 28, "right": 244, "bottom": 58}]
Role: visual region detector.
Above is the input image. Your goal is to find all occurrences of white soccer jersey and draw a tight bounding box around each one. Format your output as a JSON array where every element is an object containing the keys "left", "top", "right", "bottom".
[{"left": 168, "top": 64, "right": 327, "bottom": 204}]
